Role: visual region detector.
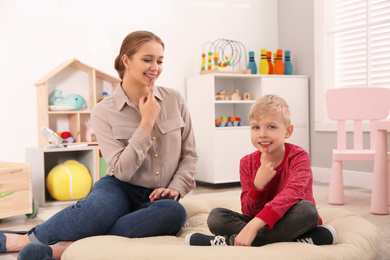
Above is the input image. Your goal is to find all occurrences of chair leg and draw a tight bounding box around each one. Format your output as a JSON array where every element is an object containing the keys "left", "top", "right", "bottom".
[
  {"left": 388, "top": 161, "right": 390, "bottom": 206},
  {"left": 328, "top": 160, "right": 344, "bottom": 205}
]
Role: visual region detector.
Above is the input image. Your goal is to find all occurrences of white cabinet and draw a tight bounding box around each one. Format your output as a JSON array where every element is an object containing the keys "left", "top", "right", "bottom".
[
  {"left": 26, "top": 146, "right": 97, "bottom": 207},
  {"left": 186, "top": 74, "right": 309, "bottom": 184}
]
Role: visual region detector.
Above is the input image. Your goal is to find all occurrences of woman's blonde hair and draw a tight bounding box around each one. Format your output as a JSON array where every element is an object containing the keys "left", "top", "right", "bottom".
[
  {"left": 249, "top": 94, "right": 291, "bottom": 125},
  {"left": 114, "top": 31, "right": 164, "bottom": 80}
]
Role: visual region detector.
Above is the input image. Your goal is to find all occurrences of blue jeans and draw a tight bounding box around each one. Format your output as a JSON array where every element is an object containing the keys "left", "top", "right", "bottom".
[
  {"left": 207, "top": 200, "right": 318, "bottom": 246},
  {"left": 29, "top": 176, "right": 187, "bottom": 244}
]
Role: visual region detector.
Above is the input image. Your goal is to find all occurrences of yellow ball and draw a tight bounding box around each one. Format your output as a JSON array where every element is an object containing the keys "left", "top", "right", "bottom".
[{"left": 46, "top": 160, "right": 92, "bottom": 201}]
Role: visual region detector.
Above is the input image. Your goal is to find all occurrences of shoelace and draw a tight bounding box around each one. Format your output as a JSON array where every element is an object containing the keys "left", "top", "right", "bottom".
[
  {"left": 210, "top": 236, "right": 228, "bottom": 246},
  {"left": 296, "top": 237, "right": 314, "bottom": 244}
]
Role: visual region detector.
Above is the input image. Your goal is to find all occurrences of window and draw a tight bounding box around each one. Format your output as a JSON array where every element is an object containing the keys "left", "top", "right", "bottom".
[{"left": 314, "top": 0, "right": 390, "bottom": 131}]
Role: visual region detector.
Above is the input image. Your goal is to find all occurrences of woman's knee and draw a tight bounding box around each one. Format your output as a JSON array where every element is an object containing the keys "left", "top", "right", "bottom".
[{"left": 153, "top": 200, "right": 187, "bottom": 225}]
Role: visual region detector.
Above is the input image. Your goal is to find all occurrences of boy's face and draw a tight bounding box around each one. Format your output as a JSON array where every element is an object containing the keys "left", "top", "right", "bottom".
[{"left": 250, "top": 113, "right": 293, "bottom": 155}]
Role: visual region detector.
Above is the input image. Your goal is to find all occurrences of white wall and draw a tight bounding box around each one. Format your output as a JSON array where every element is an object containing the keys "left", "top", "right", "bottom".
[
  {"left": 0, "top": 0, "right": 278, "bottom": 163},
  {"left": 278, "top": 0, "right": 378, "bottom": 189}
]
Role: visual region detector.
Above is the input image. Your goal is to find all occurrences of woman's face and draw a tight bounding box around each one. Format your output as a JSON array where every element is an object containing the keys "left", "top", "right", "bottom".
[{"left": 124, "top": 40, "right": 164, "bottom": 87}]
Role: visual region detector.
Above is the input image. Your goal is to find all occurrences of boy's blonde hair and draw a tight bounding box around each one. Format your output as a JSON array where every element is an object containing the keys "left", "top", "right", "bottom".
[{"left": 249, "top": 94, "right": 291, "bottom": 125}]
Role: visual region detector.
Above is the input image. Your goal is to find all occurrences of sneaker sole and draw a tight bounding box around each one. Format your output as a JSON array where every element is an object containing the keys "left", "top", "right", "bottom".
[{"left": 184, "top": 233, "right": 195, "bottom": 245}]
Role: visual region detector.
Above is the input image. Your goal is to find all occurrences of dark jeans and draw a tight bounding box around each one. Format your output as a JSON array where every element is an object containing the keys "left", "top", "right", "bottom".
[
  {"left": 207, "top": 200, "right": 318, "bottom": 246},
  {"left": 29, "top": 175, "right": 187, "bottom": 245}
]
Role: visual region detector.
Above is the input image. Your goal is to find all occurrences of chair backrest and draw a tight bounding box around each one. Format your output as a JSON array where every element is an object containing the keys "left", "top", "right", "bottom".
[{"left": 325, "top": 87, "right": 390, "bottom": 150}]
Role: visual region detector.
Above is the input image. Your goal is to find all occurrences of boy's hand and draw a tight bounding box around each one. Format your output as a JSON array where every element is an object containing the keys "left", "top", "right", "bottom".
[
  {"left": 234, "top": 218, "right": 266, "bottom": 246},
  {"left": 254, "top": 148, "right": 277, "bottom": 190}
]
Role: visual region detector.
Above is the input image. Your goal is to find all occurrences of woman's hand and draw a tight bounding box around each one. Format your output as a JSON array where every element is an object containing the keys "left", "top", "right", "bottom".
[
  {"left": 234, "top": 217, "right": 265, "bottom": 246},
  {"left": 149, "top": 188, "right": 180, "bottom": 202},
  {"left": 139, "top": 80, "right": 161, "bottom": 134}
]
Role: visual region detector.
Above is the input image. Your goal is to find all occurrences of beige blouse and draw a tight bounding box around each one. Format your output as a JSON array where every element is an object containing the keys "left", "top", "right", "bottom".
[{"left": 91, "top": 85, "right": 197, "bottom": 198}]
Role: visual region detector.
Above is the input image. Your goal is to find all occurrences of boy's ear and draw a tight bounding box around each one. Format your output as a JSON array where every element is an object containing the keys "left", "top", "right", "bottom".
[{"left": 285, "top": 124, "right": 294, "bottom": 139}]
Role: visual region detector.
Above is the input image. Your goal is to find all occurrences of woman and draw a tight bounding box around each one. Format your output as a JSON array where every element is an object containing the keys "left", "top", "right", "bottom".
[{"left": 2, "top": 31, "right": 197, "bottom": 259}]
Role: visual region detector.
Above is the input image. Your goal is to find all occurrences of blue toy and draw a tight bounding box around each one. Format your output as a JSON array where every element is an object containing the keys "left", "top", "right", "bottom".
[
  {"left": 247, "top": 51, "right": 257, "bottom": 74},
  {"left": 49, "top": 90, "right": 85, "bottom": 111},
  {"left": 284, "top": 50, "right": 293, "bottom": 75}
]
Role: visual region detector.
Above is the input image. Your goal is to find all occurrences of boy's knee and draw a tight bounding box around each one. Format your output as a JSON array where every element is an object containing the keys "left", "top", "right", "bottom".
[
  {"left": 207, "top": 208, "right": 225, "bottom": 233},
  {"left": 296, "top": 200, "right": 318, "bottom": 225}
]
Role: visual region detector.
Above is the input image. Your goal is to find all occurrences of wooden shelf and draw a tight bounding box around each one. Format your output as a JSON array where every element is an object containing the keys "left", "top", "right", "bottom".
[
  {"left": 34, "top": 58, "right": 121, "bottom": 184},
  {"left": 35, "top": 58, "right": 121, "bottom": 147}
]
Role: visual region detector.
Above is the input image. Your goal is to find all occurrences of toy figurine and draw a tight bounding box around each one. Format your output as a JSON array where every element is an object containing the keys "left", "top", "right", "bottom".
[
  {"left": 284, "top": 50, "right": 293, "bottom": 75},
  {"left": 267, "top": 51, "right": 273, "bottom": 75},
  {"left": 85, "top": 121, "right": 96, "bottom": 142},
  {"left": 259, "top": 49, "right": 269, "bottom": 74},
  {"left": 49, "top": 90, "right": 85, "bottom": 111},
  {"left": 247, "top": 51, "right": 257, "bottom": 74},
  {"left": 274, "top": 49, "right": 285, "bottom": 75},
  {"left": 98, "top": 91, "right": 109, "bottom": 103}
]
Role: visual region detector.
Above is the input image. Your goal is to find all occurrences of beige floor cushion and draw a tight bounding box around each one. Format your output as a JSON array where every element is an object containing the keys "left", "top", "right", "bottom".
[{"left": 62, "top": 197, "right": 382, "bottom": 260}]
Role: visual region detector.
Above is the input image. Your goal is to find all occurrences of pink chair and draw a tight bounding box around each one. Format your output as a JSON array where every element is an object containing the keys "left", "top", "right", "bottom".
[{"left": 325, "top": 87, "right": 390, "bottom": 205}]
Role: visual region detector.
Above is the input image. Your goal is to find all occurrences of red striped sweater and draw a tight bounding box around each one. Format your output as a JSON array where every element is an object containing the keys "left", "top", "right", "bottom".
[{"left": 240, "top": 143, "right": 322, "bottom": 229}]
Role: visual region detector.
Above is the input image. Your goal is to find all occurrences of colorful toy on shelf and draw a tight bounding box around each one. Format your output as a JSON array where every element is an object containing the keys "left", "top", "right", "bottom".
[
  {"left": 215, "top": 115, "right": 243, "bottom": 127},
  {"left": 267, "top": 51, "right": 273, "bottom": 75},
  {"left": 273, "top": 52, "right": 277, "bottom": 74},
  {"left": 57, "top": 131, "right": 74, "bottom": 143},
  {"left": 200, "top": 39, "right": 249, "bottom": 74},
  {"left": 284, "top": 50, "right": 293, "bottom": 75},
  {"left": 46, "top": 160, "right": 92, "bottom": 201},
  {"left": 201, "top": 53, "right": 206, "bottom": 71},
  {"left": 207, "top": 51, "right": 213, "bottom": 70},
  {"left": 98, "top": 91, "right": 109, "bottom": 103},
  {"left": 259, "top": 49, "right": 269, "bottom": 74},
  {"left": 49, "top": 90, "right": 85, "bottom": 111},
  {"left": 274, "top": 49, "right": 285, "bottom": 75},
  {"left": 247, "top": 51, "right": 257, "bottom": 74},
  {"left": 85, "top": 121, "right": 96, "bottom": 142}
]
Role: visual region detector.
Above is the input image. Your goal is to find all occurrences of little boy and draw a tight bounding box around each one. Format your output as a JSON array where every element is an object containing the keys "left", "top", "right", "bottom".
[{"left": 186, "top": 94, "right": 338, "bottom": 246}]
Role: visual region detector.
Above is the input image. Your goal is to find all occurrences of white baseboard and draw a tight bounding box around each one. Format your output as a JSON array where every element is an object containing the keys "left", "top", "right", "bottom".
[{"left": 312, "top": 167, "right": 373, "bottom": 190}]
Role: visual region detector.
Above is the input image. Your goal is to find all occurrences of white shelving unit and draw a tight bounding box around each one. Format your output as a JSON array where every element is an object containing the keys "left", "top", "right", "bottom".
[
  {"left": 186, "top": 74, "right": 309, "bottom": 184},
  {"left": 27, "top": 146, "right": 97, "bottom": 207}
]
